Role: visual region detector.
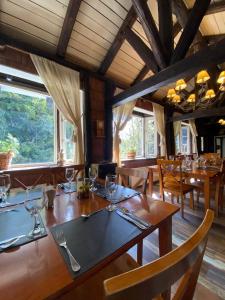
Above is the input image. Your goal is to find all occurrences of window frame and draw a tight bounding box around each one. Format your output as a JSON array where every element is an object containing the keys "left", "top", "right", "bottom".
[{"left": 176, "top": 122, "right": 193, "bottom": 154}]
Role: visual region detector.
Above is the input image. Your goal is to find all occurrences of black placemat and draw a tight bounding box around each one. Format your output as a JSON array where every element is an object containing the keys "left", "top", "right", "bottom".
[
  {"left": 59, "top": 182, "right": 76, "bottom": 193},
  {"left": 94, "top": 184, "right": 141, "bottom": 203},
  {"left": 0, "top": 206, "right": 47, "bottom": 252},
  {"left": 1, "top": 188, "right": 43, "bottom": 207},
  {"left": 50, "top": 210, "right": 141, "bottom": 278}
]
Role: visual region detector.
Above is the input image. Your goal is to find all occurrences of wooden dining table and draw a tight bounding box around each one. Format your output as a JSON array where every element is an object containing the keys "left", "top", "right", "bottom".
[
  {"left": 148, "top": 165, "right": 220, "bottom": 212},
  {"left": 0, "top": 189, "right": 179, "bottom": 300}
]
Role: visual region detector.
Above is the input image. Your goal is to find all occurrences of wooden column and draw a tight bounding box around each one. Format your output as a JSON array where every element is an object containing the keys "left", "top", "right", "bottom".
[
  {"left": 104, "top": 80, "right": 115, "bottom": 161},
  {"left": 165, "top": 107, "right": 175, "bottom": 156}
]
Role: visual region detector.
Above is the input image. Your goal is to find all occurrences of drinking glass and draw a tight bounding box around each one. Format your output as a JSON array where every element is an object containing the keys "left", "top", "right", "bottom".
[
  {"left": 89, "top": 167, "right": 97, "bottom": 192},
  {"left": 24, "top": 187, "right": 46, "bottom": 237},
  {"left": 65, "top": 168, "right": 75, "bottom": 193},
  {"left": 105, "top": 175, "right": 118, "bottom": 211},
  {"left": 185, "top": 156, "right": 192, "bottom": 170},
  {"left": 0, "top": 174, "right": 11, "bottom": 207}
]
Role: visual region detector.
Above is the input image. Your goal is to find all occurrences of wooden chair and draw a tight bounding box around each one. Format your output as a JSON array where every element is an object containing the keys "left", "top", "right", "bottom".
[
  {"left": 57, "top": 210, "right": 214, "bottom": 300},
  {"left": 202, "top": 153, "right": 220, "bottom": 160},
  {"left": 116, "top": 167, "right": 149, "bottom": 195},
  {"left": 157, "top": 159, "right": 196, "bottom": 217}
]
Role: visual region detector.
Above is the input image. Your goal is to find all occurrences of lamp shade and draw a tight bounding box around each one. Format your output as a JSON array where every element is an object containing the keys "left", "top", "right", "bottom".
[
  {"left": 187, "top": 94, "right": 196, "bottom": 103},
  {"left": 196, "top": 70, "right": 210, "bottom": 84},
  {"left": 167, "top": 88, "right": 176, "bottom": 99},
  {"left": 205, "top": 89, "right": 216, "bottom": 99},
  {"left": 172, "top": 94, "right": 181, "bottom": 103},
  {"left": 175, "top": 79, "right": 187, "bottom": 91},
  {"left": 218, "top": 119, "right": 224, "bottom": 124},
  {"left": 217, "top": 71, "right": 225, "bottom": 84}
]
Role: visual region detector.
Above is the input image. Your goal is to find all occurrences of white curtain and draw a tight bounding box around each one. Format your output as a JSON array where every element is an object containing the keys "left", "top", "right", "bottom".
[
  {"left": 174, "top": 121, "right": 181, "bottom": 138},
  {"left": 189, "top": 119, "right": 198, "bottom": 154},
  {"left": 113, "top": 100, "right": 136, "bottom": 166},
  {"left": 152, "top": 103, "right": 166, "bottom": 156},
  {"left": 30, "top": 54, "right": 84, "bottom": 164}
]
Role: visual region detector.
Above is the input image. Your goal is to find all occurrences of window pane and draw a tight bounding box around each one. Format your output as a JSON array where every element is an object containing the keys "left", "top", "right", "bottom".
[
  {"left": 62, "top": 119, "right": 75, "bottom": 161},
  {"left": 181, "top": 126, "right": 188, "bottom": 153},
  {"left": 120, "top": 115, "right": 144, "bottom": 159},
  {"left": 145, "top": 118, "right": 155, "bottom": 156},
  {"left": 0, "top": 85, "right": 55, "bottom": 164}
]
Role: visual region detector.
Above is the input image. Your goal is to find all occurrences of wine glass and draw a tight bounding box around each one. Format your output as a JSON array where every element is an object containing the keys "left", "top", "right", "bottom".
[
  {"left": 105, "top": 175, "right": 118, "bottom": 211},
  {"left": 24, "top": 187, "right": 46, "bottom": 237},
  {"left": 0, "top": 174, "right": 11, "bottom": 207},
  {"left": 65, "top": 168, "right": 75, "bottom": 193},
  {"left": 89, "top": 167, "right": 97, "bottom": 192}
]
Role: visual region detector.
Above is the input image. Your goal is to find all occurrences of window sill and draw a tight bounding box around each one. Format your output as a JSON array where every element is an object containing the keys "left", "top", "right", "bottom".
[{"left": 2, "top": 163, "right": 77, "bottom": 173}]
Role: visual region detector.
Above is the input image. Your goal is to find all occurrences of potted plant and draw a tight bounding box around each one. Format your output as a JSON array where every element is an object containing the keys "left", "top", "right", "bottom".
[
  {"left": 0, "top": 134, "right": 19, "bottom": 170},
  {"left": 127, "top": 147, "right": 136, "bottom": 159}
]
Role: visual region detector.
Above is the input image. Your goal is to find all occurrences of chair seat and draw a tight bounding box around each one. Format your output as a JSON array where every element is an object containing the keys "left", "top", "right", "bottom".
[
  {"left": 57, "top": 253, "right": 139, "bottom": 300},
  {"left": 164, "top": 183, "right": 195, "bottom": 194}
]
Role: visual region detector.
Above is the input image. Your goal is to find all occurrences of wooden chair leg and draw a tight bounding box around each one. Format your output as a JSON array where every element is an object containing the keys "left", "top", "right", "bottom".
[
  {"left": 162, "top": 191, "right": 165, "bottom": 202},
  {"left": 189, "top": 191, "right": 194, "bottom": 210},
  {"left": 176, "top": 195, "right": 179, "bottom": 203},
  {"left": 171, "top": 194, "right": 174, "bottom": 204},
  {"left": 181, "top": 194, "right": 184, "bottom": 218},
  {"left": 196, "top": 190, "right": 200, "bottom": 204}
]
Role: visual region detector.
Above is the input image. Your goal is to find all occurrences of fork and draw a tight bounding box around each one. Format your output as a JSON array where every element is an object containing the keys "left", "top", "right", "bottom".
[{"left": 55, "top": 230, "right": 81, "bottom": 272}]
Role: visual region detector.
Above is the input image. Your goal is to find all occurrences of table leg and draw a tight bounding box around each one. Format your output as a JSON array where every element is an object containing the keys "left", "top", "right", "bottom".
[
  {"left": 159, "top": 217, "right": 172, "bottom": 300},
  {"left": 148, "top": 169, "right": 153, "bottom": 196},
  {"left": 137, "top": 240, "right": 143, "bottom": 265},
  {"left": 204, "top": 177, "right": 210, "bottom": 212}
]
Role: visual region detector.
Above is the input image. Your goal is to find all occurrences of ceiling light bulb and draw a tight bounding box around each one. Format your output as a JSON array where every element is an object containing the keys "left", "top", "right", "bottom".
[
  {"left": 175, "top": 79, "right": 187, "bottom": 91},
  {"left": 217, "top": 71, "right": 225, "bottom": 84},
  {"left": 196, "top": 70, "right": 210, "bottom": 84},
  {"left": 167, "top": 88, "right": 176, "bottom": 99},
  {"left": 172, "top": 94, "right": 181, "bottom": 103},
  {"left": 187, "top": 94, "right": 196, "bottom": 103},
  {"left": 205, "top": 89, "right": 215, "bottom": 100}
]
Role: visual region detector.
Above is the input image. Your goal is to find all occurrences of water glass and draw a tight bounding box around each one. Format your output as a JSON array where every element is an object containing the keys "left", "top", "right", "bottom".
[
  {"left": 24, "top": 187, "right": 46, "bottom": 237},
  {"left": 105, "top": 175, "right": 118, "bottom": 211},
  {"left": 65, "top": 168, "right": 75, "bottom": 193},
  {"left": 89, "top": 167, "right": 97, "bottom": 192},
  {"left": 0, "top": 174, "right": 11, "bottom": 207}
]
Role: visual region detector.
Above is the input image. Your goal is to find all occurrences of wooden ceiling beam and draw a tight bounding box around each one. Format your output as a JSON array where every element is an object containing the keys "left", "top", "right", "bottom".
[
  {"left": 131, "top": 65, "right": 149, "bottom": 86},
  {"left": 112, "top": 37, "right": 225, "bottom": 107},
  {"left": 158, "top": 0, "right": 173, "bottom": 63},
  {"left": 171, "top": 0, "right": 211, "bottom": 64},
  {"left": 124, "top": 27, "right": 159, "bottom": 73},
  {"left": 56, "top": 0, "right": 82, "bottom": 57},
  {"left": 207, "top": 1, "right": 225, "bottom": 15},
  {"left": 205, "top": 34, "right": 225, "bottom": 44},
  {"left": 98, "top": 7, "right": 137, "bottom": 75},
  {"left": 131, "top": 0, "right": 167, "bottom": 69}
]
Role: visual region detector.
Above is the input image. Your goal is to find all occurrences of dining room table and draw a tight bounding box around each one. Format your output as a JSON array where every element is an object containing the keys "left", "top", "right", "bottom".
[
  {"left": 0, "top": 187, "right": 179, "bottom": 300},
  {"left": 148, "top": 164, "right": 221, "bottom": 212}
]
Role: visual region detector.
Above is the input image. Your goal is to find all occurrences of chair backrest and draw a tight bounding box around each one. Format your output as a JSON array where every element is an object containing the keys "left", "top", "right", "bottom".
[
  {"left": 157, "top": 159, "right": 183, "bottom": 190},
  {"left": 104, "top": 209, "right": 214, "bottom": 300},
  {"left": 202, "top": 153, "right": 220, "bottom": 160},
  {"left": 116, "top": 167, "right": 148, "bottom": 195}
]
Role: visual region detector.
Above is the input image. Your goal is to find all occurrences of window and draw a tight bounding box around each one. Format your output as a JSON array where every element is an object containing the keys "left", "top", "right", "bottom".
[
  {"left": 120, "top": 108, "right": 157, "bottom": 159},
  {"left": 175, "top": 123, "right": 192, "bottom": 154},
  {"left": 0, "top": 66, "right": 83, "bottom": 166}
]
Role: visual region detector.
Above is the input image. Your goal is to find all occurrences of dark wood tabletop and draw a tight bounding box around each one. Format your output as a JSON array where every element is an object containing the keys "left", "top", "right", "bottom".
[{"left": 0, "top": 190, "right": 179, "bottom": 300}]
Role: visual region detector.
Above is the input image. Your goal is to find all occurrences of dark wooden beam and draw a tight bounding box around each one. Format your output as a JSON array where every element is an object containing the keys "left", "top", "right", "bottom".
[
  {"left": 205, "top": 34, "right": 225, "bottom": 44},
  {"left": 98, "top": 7, "right": 137, "bottom": 75},
  {"left": 172, "top": 106, "right": 225, "bottom": 122},
  {"left": 132, "top": 0, "right": 166, "bottom": 69},
  {"left": 171, "top": 0, "right": 211, "bottom": 64},
  {"left": 112, "top": 37, "right": 225, "bottom": 107},
  {"left": 57, "top": 0, "right": 82, "bottom": 57},
  {"left": 158, "top": 0, "right": 173, "bottom": 63},
  {"left": 207, "top": 1, "right": 225, "bottom": 15},
  {"left": 131, "top": 65, "right": 149, "bottom": 85},
  {"left": 124, "top": 27, "right": 158, "bottom": 73}
]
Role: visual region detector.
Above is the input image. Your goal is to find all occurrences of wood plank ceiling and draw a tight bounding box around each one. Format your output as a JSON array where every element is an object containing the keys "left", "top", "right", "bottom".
[{"left": 1, "top": 0, "right": 225, "bottom": 88}]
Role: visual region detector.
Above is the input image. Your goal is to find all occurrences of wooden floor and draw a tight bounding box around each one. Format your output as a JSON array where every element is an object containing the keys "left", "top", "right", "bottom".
[{"left": 129, "top": 185, "right": 225, "bottom": 300}]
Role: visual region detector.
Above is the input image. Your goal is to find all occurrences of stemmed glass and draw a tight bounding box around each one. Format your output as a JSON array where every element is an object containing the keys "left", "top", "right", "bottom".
[
  {"left": 65, "top": 168, "right": 75, "bottom": 193},
  {"left": 89, "top": 167, "right": 97, "bottom": 192},
  {"left": 105, "top": 175, "right": 118, "bottom": 212},
  {"left": 24, "top": 187, "right": 46, "bottom": 237},
  {"left": 0, "top": 174, "right": 11, "bottom": 207}
]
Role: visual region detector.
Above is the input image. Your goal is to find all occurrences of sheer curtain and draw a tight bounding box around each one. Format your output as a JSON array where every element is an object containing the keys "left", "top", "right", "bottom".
[
  {"left": 152, "top": 103, "right": 166, "bottom": 156},
  {"left": 189, "top": 119, "right": 198, "bottom": 154},
  {"left": 113, "top": 100, "right": 136, "bottom": 166},
  {"left": 174, "top": 121, "right": 181, "bottom": 153},
  {"left": 30, "top": 54, "right": 84, "bottom": 164}
]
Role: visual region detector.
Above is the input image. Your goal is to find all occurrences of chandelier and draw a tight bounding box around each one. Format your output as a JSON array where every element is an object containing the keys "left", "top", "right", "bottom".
[{"left": 166, "top": 70, "right": 225, "bottom": 112}]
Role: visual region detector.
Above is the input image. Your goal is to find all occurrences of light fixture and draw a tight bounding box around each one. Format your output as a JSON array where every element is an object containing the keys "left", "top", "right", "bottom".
[
  {"left": 175, "top": 79, "right": 187, "bottom": 91},
  {"left": 172, "top": 94, "right": 181, "bottom": 103},
  {"left": 205, "top": 89, "right": 216, "bottom": 100},
  {"left": 187, "top": 94, "right": 196, "bottom": 103},
  {"left": 196, "top": 70, "right": 210, "bottom": 84},
  {"left": 167, "top": 88, "right": 176, "bottom": 99},
  {"left": 218, "top": 119, "right": 225, "bottom": 125},
  {"left": 217, "top": 71, "right": 225, "bottom": 84}
]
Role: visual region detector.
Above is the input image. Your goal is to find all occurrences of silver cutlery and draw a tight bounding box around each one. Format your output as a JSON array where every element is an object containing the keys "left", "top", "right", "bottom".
[
  {"left": 81, "top": 208, "right": 103, "bottom": 219},
  {"left": 0, "top": 234, "right": 26, "bottom": 249},
  {"left": 116, "top": 210, "right": 147, "bottom": 230},
  {"left": 119, "top": 207, "right": 151, "bottom": 228},
  {"left": 0, "top": 209, "right": 18, "bottom": 214},
  {"left": 55, "top": 230, "right": 80, "bottom": 272}
]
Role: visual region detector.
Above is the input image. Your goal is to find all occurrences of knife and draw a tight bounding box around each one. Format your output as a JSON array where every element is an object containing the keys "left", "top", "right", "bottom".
[
  {"left": 118, "top": 208, "right": 151, "bottom": 228},
  {"left": 0, "top": 235, "right": 26, "bottom": 246},
  {"left": 116, "top": 210, "right": 147, "bottom": 230},
  {"left": 0, "top": 209, "right": 18, "bottom": 214}
]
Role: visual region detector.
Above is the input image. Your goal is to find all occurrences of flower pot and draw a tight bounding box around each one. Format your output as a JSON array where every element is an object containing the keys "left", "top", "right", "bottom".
[
  {"left": 0, "top": 151, "right": 13, "bottom": 170},
  {"left": 127, "top": 151, "right": 136, "bottom": 159}
]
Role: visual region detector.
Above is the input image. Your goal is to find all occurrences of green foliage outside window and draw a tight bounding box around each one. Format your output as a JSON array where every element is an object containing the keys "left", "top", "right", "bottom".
[{"left": 0, "top": 90, "right": 54, "bottom": 164}]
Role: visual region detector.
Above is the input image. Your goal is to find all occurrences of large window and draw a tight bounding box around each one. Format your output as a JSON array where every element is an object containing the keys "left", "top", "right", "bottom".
[
  {"left": 120, "top": 108, "right": 157, "bottom": 159},
  {"left": 0, "top": 66, "right": 82, "bottom": 166},
  {"left": 175, "top": 123, "right": 192, "bottom": 154}
]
